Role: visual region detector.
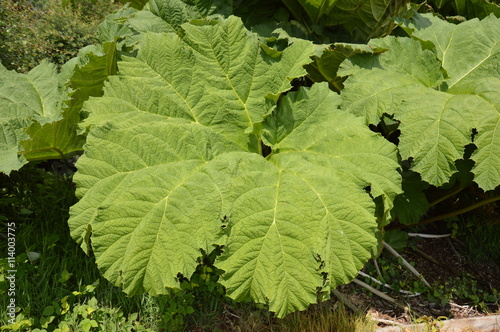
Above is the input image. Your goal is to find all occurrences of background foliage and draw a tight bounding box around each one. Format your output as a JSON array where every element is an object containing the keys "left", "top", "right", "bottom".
[{"left": 0, "top": 0, "right": 117, "bottom": 73}]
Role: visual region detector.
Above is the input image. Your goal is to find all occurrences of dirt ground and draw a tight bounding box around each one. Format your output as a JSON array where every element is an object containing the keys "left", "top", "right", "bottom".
[{"left": 340, "top": 233, "right": 500, "bottom": 328}]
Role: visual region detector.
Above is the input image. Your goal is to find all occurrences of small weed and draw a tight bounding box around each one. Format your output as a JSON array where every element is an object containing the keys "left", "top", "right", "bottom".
[
  {"left": 412, "top": 315, "right": 448, "bottom": 332},
  {"left": 1, "top": 280, "right": 156, "bottom": 331}
]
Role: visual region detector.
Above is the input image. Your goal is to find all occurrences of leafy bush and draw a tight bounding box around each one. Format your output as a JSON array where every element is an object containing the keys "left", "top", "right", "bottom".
[
  {"left": 68, "top": 15, "right": 402, "bottom": 318},
  {"left": 0, "top": 0, "right": 116, "bottom": 73},
  {"left": 1, "top": 0, "right": 499, "bottom": 320}
]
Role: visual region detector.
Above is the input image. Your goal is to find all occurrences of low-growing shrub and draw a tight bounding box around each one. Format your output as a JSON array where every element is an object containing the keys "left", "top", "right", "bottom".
[{"left": 0, "top": 0, "right": 117, "bottom": 73}]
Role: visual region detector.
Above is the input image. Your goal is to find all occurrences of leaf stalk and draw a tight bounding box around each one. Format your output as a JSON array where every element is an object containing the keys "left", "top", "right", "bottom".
[{"left": 388, "top": 195, "right": 500, "bottom": 230}]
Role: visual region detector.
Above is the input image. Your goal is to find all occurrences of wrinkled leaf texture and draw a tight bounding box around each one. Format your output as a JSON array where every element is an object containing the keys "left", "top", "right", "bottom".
[
  {"left": 98, "top": 0, "right": 232, "bottom": 45},
  {"left": 341, "top": 13, "right": 500, "bottom": 191},
  {"left": 69, "top": 16, "right": 401, "bottom": 317},
  {"left": 305, "top": 42, "right": 387, "bottom": 92},
  {"left": 0, "top": 61, "right": 62, "bottom": 173},
  {"left": 0, "top": 43, "right": 117, "bottom": 174}
]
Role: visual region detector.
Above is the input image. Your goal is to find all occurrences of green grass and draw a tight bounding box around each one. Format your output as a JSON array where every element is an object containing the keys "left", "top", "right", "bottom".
[
  {"left": 272, "top": 302, "right": 377, "bottom": 332},
  {"left": 0, "top": 165, "right": 157, "bottom": 330},
  {"left": 1, "top": 165, "right": 91, "bottom": 311},
  {"left": 463, "top": 223, "right": 500, "bottom": 264}
]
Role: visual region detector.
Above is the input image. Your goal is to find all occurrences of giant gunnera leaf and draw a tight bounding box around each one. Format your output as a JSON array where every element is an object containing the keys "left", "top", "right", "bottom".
[
  {"left": 69, "top": 16, "right": 401, "bottom": 317},
  {"left": 98, "top": 0, "right": 232, "bottom": 47},
  {"left": 340, "top": 14, "right": 500, "bottom": 191},
  {"left": 0, "top": 43, "right": 117, "bottom": 173},
  {"left": 0, "top": 61, "right": 63, "bottom": 173}
]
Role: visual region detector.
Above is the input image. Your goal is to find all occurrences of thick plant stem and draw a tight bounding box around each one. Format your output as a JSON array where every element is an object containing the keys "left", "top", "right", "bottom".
[
  {"left": 388, "top": 195, "right": 500, "bottom": 230},
  {"left": 429, "top": 186, "right": 464, "bottom": 207},
  {"left": 332, "top": 289, "right": 360, "bottom": 314},
  {"left": 416, "top": 195, "right": 500, "bottom": 227}
]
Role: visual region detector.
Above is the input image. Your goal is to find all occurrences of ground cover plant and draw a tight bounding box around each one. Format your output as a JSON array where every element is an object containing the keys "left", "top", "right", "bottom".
[{"left": 1, "top": 0, "right": 499, "bottom": 329}]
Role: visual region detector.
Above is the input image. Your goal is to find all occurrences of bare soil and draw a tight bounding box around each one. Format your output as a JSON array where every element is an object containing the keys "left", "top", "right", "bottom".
[{"left": 340, "top": 233, "right": 500, "bottom": 329}]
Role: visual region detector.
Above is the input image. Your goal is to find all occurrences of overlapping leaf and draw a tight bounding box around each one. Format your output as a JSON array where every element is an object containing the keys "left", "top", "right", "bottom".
[
  {"left": 305, "top": 42, "right": 387, "bottom": 91},
  {"left": 98, "top": 0, "right": 232, "bottom": 45},
  {"left": 398, "top": 13, "right": 500, "bottom": 89},
  {"left": 281, "top": 0, "right": 340, "bottom": 24},
  {"left": 84, "top": 17, "right": 314, "bottom": 152},
  {"left": 426, "top": 0, "right": 500, "bottom": 19},
  {"left": 69, "top": 17, "right": 401, "bottom": 317},
  {"left": 325, "top": 0, "right": 409, "bottom": 40},
  {"left": 0, "top": 61, "right": 63, "bottom": 173},
  {"left": 0, "top": 43, "right": 117, "bottom": 173},
  {"left": 148, "top": 0, "right": 232, "bottom": 27},
  {"left": 391, "top": 170, "right": 430, "bottom": 225},
  {"left": 341, "top": 14, "right": 500, "bottom": 190}
]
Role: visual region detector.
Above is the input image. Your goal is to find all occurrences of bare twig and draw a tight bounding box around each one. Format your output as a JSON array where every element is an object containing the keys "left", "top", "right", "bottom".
[
  {"left": 332, "top": 289, "right": 360, "bottom": 314},
  {"left": 351, "top": 278, "right": 408, "bottom": 311},
  {"left": 370, "top": 317, "right": 408, "bottom": 327},
  {"left": 373, "top": 258, "right": 382, "bottom": 279},
  {"left": 383, "top": 241, "right": 431, "bottom": 288},
  {"left": 358, "top": 271, "right": 421, "bottom": 297},
  {"left": 446, "top": 237, "right": 462, "bottom": 259},
  {"left": 408, "top": 233, "right": 451, "bottom": 238},
  {"left": 410, "top": 247, "right": 440, "bottom": 265}
]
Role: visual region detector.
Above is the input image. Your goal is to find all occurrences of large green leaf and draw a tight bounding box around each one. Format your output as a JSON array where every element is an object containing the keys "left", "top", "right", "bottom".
[
  {"left": 0, "top": 61, "right": 63, "bottom": 125},
  {"left": 98, "top": 0, "right": 232, "bottom": 45},
  {"left": 305, "top": 42, "right": 387, "bottom": 91},
  {"left": 281, "top": 0, "right": 340, "bottom": 24},
  {"left": 97, "top": 6, "right": 139, "bottom": 43},
  {"left": 69, "top": 17, "right": 401, "bottom": 317},
  {"left": 84, "top": 17, "right": 314, "bottom": 152},
  {"left": 341, "top": 15, "right": 500, "bottom": 190},
  {"left": 0, "top": 61, "right": 63, "bottom": 173},
  {"left": 398, "top": 13, "right": 500, "bottom": 89},
  {"left": 0, "top": 43, "right": 117, "bottom": 172},
  {"left": 425, "top": 0, "right": 500, "bottom": 19},
  {"left": 340, "top": 36, "right": 445, "bottom": 123}
]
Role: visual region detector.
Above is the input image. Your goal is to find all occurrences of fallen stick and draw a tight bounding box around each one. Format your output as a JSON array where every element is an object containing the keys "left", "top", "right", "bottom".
[{"left": 383, "top": 241, "right": 431, "bottom": 288}]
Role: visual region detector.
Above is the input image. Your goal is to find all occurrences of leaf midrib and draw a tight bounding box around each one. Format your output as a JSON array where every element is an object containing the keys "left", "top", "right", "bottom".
[{"left": 449, "top": 40, "right": 498, "bottom": 89}]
